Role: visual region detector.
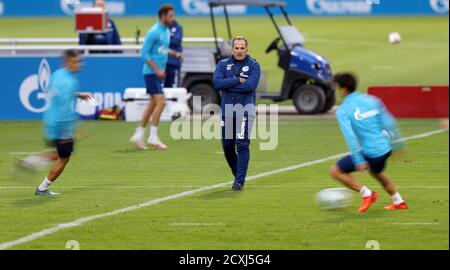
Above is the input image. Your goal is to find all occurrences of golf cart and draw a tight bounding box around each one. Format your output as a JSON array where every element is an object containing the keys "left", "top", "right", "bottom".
[{"left": 191, "top": 0, "right": 336, "bottom": 114}]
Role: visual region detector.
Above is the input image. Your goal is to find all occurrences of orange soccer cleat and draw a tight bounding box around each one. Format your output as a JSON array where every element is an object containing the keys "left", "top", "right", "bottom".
[
  {"left": 358, "top": 192, "right": 378, "bottom": 213},
  {"left": 384, "top": 202, "right": 409, "bottom": 210}
]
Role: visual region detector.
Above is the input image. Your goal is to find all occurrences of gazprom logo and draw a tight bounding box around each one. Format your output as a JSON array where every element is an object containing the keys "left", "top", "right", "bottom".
[
  {"left": 181, "top": 0, "right": 246, "bottom": 15},
  {"left": 19, "top": 59, "right": 51, "bottom": 113},
  {"left": 354, "top": 107, "right": 379, "bottom": 121},
  {"left": 430, "top": 0, "right": 449, "bottom": 13},
  {"left": 366, "top": 0, "right": 380, "bottom": 4},
  {"left": 306, "top": 0, "right": 373, "bottom": 15},
  {"left": 0, "top": 1, "right": 4, "bottom": 16}
]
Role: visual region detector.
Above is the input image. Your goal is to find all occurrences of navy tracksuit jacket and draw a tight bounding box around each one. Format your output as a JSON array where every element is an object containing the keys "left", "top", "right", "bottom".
[
  {"left": 165, "top": 20, "right": 183, "bottom": 88},
  {"left": 213, "top": 55, "right": 261, "bottom": 185}
]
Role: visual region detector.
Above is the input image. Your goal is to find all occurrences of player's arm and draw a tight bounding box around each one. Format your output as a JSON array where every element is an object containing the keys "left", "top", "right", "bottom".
[
  {"left": 336, "top": 109, "right": 367, "bottom": 170},
  {"left": 233, "top": 62, "right": 261, "bottom": 93},
  {"left": 168, "top": 49, "right": 183, "bottom": 61},
  {"left": 168, "top": 24, "right": 184, "bottom": 60},
  {"left": 75, "top": 92, "right": 94, "bottom": 101},
  {"left": 377, "top": 98, "right": 404, "bottom": 151},
  {"left": 212, "top": 62, "right": 240, "bottom": 90}
]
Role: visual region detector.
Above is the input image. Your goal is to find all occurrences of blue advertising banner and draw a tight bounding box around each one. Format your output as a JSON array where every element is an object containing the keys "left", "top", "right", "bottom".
[
  {"left": 0, "top": 0, "right": 448, "bottom": 17},
  {"left": 0, "top": 56, "right": 144, "bottom": 120}
]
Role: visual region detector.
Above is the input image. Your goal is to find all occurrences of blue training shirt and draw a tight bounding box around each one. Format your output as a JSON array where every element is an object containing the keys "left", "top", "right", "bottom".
[
  {"left": 336, "top": 91, "right": 402, "bottom": 165},
  {"left": 43, "top": 68, "right": 80, "bottom": 139},
  {"left": 141, "top": 21, "right": 170, "bottom": 75}
]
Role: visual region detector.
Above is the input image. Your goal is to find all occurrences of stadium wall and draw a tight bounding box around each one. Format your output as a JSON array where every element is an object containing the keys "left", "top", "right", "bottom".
[{"left": 0, "top": 0, "right": 448, "bottom": 17}]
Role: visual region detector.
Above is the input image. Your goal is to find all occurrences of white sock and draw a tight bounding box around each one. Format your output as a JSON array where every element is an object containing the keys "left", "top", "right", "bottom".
[
  {"left": 392, "top": 192, "right": 404, "bottom": 205},
  {"left": 149, "top": 126, "right": 158, "bottom": 140},
  {"left": 38, "top": 177, "right": 53, "bottom": 191},
  {"left": 359, "top": 186, "right": 372, "bottom": 198},
  {"left": 134, "top": 126, "right": 145, "bottom": 138}
]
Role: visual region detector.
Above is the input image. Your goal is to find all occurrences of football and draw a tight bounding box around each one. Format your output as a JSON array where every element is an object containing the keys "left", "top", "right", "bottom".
[
  {"left": 389, "top": 32, "right": 402, "bottom": 44},
  {"left": 316, "top": 188, "right": 353, "bottom": 209}
]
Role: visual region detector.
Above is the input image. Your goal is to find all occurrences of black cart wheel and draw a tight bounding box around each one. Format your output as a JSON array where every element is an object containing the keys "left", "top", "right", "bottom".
[
  {"left": 321, "top": 91, "right": 336, "bottom": 113},
  {"left": 188, "top": 83, "right": 220, "bottom": 114},
  {"left": 292, "top": 85, "right": 326, "bottom": 114}
]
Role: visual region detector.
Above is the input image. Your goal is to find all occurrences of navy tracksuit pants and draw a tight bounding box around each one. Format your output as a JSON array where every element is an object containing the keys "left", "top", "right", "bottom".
[{"left": 221, "top": 114, "right": 254, "bottom": 185}]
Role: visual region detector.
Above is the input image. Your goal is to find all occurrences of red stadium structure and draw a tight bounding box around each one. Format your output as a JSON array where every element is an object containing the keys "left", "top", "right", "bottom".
[{"left": 368, "top": 86, "right": 449, "bottom": 118}]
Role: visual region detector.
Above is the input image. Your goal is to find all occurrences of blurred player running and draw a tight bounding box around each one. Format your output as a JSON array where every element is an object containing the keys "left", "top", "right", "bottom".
[
  {"left": 329, "top": 72, "right": 408, "bottom": 212},
  {"left": 20, "top": 50, "right": 93, "bottom": 196}
]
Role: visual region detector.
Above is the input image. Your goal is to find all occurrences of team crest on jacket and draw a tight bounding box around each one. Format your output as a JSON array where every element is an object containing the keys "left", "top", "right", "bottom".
[{"left": 242, "top": 66, "right": 249, "bottom": 72}]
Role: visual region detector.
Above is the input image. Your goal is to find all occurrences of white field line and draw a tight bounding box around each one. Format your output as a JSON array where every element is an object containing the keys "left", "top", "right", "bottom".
[
  {"left": 0, "top": 185, "right": 448, "bottom": 189},
  {"left": 387, "top": 223, "right": 440, "bottom": 226},
  {"left": 0, "top": 129, "right": 446, "bottom": 250},
  {"left": 169, "top": 223, "right": 225, "bottom": 226},
  {"left": 8, "top": 152, "right": 38, "bottom": 155}
]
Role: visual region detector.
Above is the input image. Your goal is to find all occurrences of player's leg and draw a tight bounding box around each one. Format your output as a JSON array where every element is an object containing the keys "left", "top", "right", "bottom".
[
  {"left": 164, "top": 65, "right": 175, "bottom": 88},
  {"left": 147, "top": 93, "right": 167, "bottom": 149},
  {"left": 366, "top": 152, "right": 408, "bottom": 210},
  {"left": 36, "top": 140, "right": 74, "bottom": 196},
  {"left": 131, "top": 75, "right": 159, "bottom": 150},
  {"left": 329, "top": 163, "right": 363, "bottom": 192},
  {"left": 39, "top": 150, "right": 58, "bottom": 161},
  {"left": 46, "top": 157, "right": 70, "bottom": 182},
  {"left": 221, "top": 116, "right": 238, "bottom": 179},
  {"left": 19, "top": 150, "right": 57, "bottom": 171},
  {"left": 233, "top": 115, "right": 253, "bottom": 191},
  {"left": 330, "top": 155, "right": 378, "bottom": 212},
  {"left": 150, "top": 93, "right": 166, "bottom": 127}
]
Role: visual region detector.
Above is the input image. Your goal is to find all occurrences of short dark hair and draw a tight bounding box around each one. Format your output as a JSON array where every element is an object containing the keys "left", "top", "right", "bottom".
[
  {"left": 332, "top": 72, "right": 358, "bottom": 92},
  {"left": 62, "top": 49, "right": 80, "bottom": 61},
  {"left": 232, "top": 36, "right": 248, "bottom": 47},
  {"left": 158, "top": 4, "right": 174, "bottom": 18}
]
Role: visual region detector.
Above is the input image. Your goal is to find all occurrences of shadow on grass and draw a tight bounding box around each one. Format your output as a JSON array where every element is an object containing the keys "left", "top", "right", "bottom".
[
  {"left": 114, "top": 147, "right": 164, "bottom": 154},
  {"left": 317, "top": 208, "right": 386, "bottom": 224},
  {"left": 11, "top": 195, "right": 59, "bottom": 208},
  {"left": 200, "top": 187, "right": 244, "bottom": 200}
]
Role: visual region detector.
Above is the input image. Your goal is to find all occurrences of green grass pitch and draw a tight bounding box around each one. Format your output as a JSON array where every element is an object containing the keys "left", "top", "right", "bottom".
[
  {"left": 0, "top": 16, "right": 448, "bottom": 250},
  {"left": 0, "top": 119, "right": 448, "bottom": 249}
]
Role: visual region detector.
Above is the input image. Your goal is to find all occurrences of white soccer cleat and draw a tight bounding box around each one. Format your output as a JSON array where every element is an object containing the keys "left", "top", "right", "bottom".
[
  {"left": 148, "top": 137, "right": 168, "bottom": 150},
  {"left": 35, "top": 188, "right": 60, "bottom": 196},
  {"left": 130, "top": 135, "right": 148, "bottom": 150}
]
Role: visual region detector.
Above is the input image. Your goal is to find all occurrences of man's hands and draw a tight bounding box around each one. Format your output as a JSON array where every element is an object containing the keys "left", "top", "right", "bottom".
[
  {"left": 76, "top": 92, "right": 94, "bottom": 101},
  {"left": 156, "top": 69, "right": 166, "bottom": 79},
  {"left": 176, "top": 52, "right": 184, "bottom": 62},
  {"left": 169, "top": 50, "right": 184, "bottom": 62},
  {"left": 239, "top": 77, "right": 247, "bottom": 84}
]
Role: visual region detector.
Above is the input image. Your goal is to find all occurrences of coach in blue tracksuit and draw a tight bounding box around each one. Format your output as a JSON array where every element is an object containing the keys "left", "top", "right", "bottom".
[
  {"left": 330, "top": 72, "right": 408, "bottom": 212},
  {"left": 164, "top": 20, "right": 183, "bottom": 88},
  {"left": 213, "top": 36, "right": 261, "bottom": 191}
]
